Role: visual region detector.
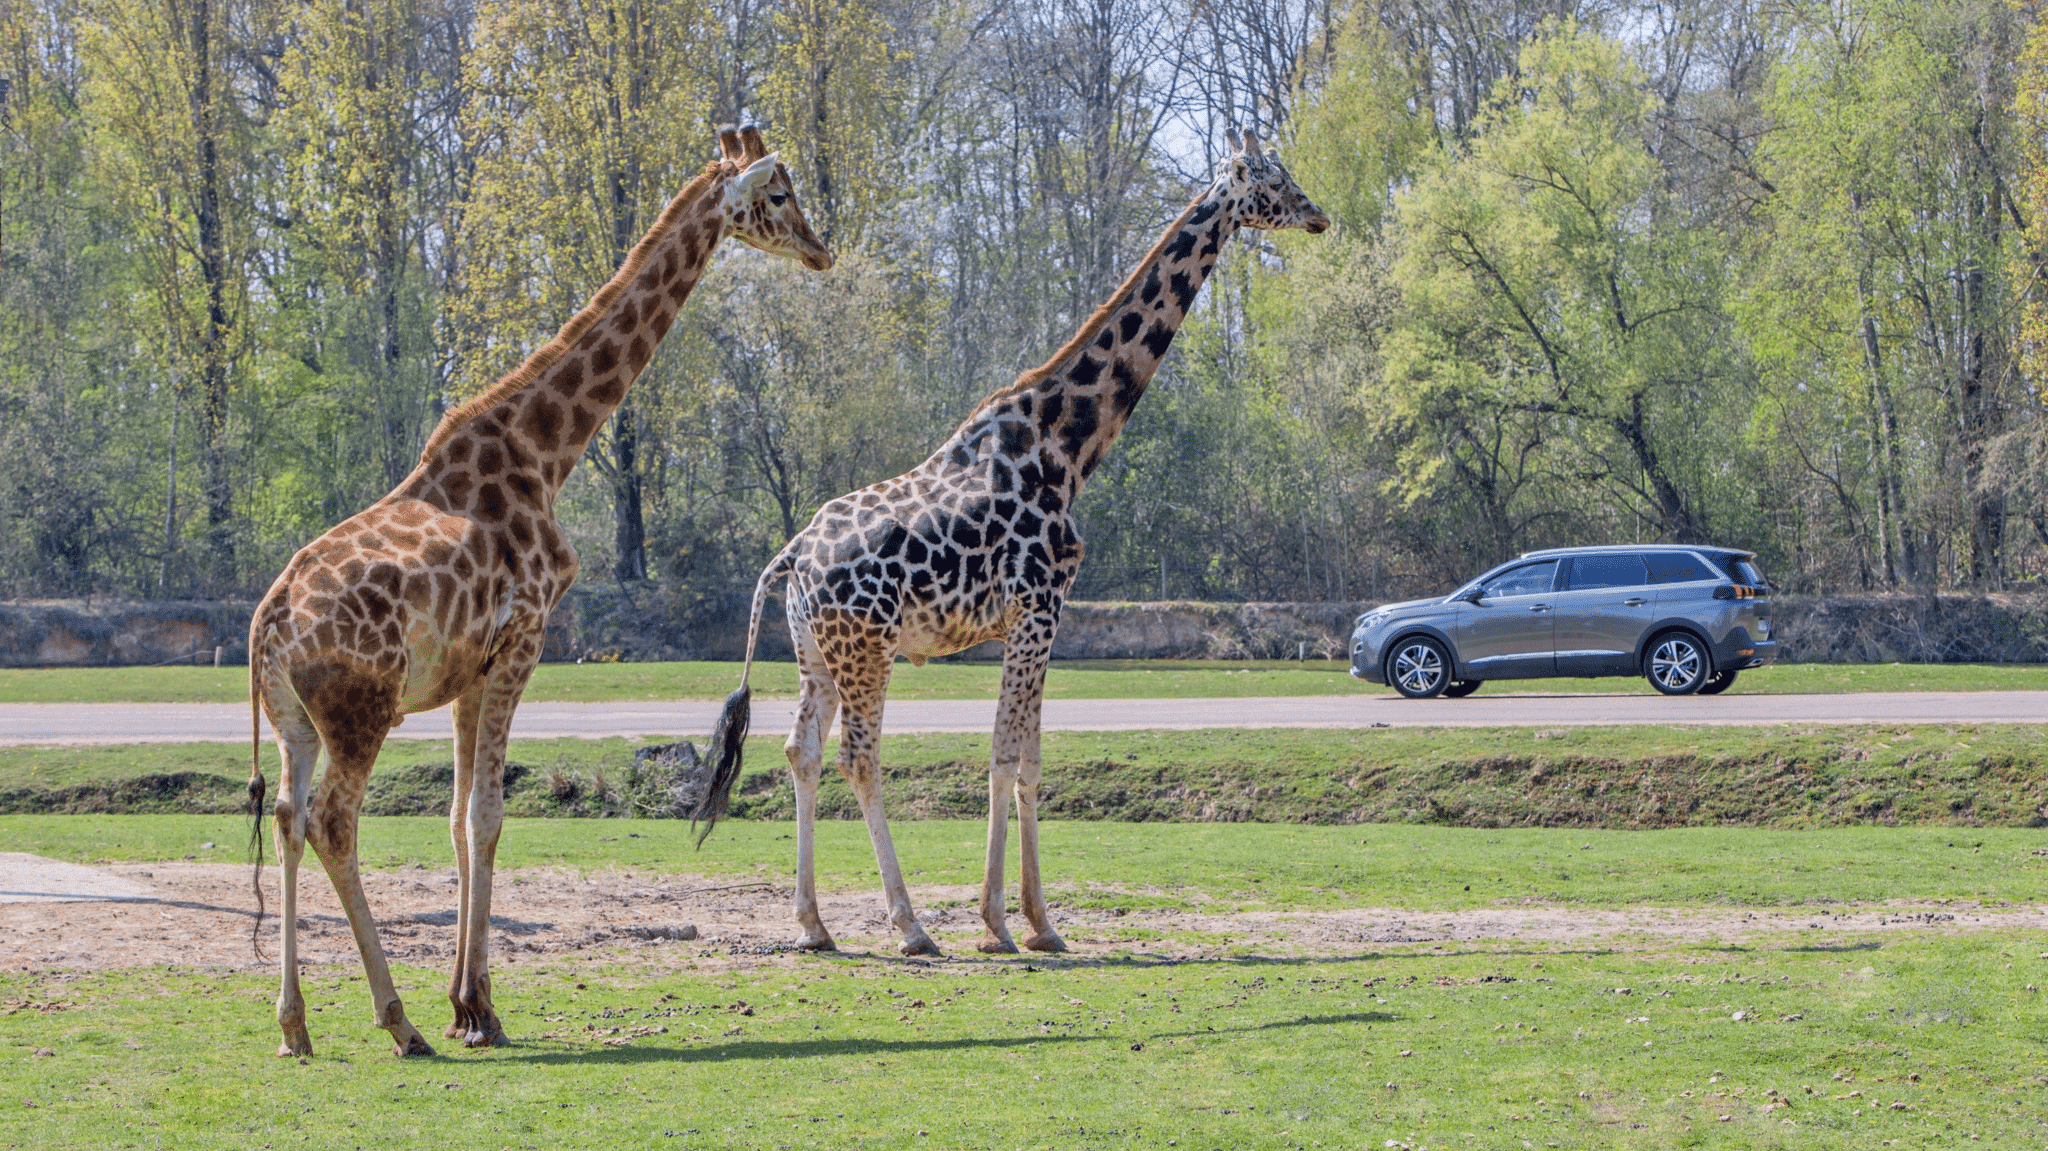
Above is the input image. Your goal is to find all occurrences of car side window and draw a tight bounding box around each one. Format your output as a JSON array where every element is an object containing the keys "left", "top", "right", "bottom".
[
  {"left": 1480, "top": 560, "right": 1557, "bottom": 598},
  {"left": 1645, "top": 552, "right": 1717, "bottom": 584},
  {"left": 1567, "top": 554, "right": 1649, "bottom": 590}
]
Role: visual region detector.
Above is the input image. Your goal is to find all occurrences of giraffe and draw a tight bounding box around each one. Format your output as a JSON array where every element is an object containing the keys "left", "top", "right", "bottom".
[
  {"left": 693, "top": 128, "right": 1328, "bottom": 956},
  {"left": 244, "top": 125, "right": 831, "bottom": 1058}
]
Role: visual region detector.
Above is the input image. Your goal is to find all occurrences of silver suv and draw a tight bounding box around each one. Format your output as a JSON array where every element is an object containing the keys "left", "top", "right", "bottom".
[{"left": 1350, "top": 545, "right": 1776, "bottom": 698}]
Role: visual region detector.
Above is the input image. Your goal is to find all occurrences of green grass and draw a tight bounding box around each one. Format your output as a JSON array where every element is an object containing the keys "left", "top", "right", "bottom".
[
  {"left": 6, "top": 817, "right": 2048, "bottom": 1145},
  {"left": 3, "top": 928, "right": 2045, "bottom": 1147},
  {"left": 2, "top": 658, "right": 2044, "bottom": 704},
  {"left": 8, "top": 722, "right": 2048, "bottom": 828},
  {"left": 5, "top": 815, "right": 2047, "bottom": 912}
]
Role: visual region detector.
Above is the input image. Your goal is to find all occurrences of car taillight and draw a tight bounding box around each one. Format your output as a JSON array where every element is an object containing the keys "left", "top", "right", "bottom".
[{"left": 1713, "top": 585, "right": 1762, "bottom": 599}]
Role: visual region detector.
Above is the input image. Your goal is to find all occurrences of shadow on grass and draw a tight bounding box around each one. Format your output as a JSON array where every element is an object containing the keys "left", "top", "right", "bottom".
[
  {"left": 1783, "top": 941, "right": 1884, "bottom": 953},
  {"left": 501, "top": 1033, "right": 1099, "bottom": 1066},
  {"left": 496, "top": 1009, "right": 1401, "bottom": 1066},
  {"left": 1150, "top": 1010, "right": 1398, "bottom": 1039}
]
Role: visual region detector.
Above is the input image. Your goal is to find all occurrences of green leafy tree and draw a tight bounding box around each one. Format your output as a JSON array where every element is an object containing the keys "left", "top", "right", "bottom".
[{"left": 1385, "top": 21, "right": 1737, "bottom": 550}]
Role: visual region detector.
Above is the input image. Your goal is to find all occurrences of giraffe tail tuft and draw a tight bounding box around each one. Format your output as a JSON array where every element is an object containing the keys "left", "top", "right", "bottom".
[
  {"left": 693, "top": 684, "right": 751, "bottom": 847},
  {"left": 692, "top": 541, "right": 797, "bottom": 847}
]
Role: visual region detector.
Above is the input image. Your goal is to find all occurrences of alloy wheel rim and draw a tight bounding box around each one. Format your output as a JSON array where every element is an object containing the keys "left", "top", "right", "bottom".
[
  {"left": 1651, "top": 639, "right": 1701, "bottom": 690},
  {"left": 1393, "top": 644, "right": 1443, "bottom": 694}
]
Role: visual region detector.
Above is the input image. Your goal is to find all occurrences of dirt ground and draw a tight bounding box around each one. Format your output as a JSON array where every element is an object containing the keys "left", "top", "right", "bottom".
[{"left": 4, "top": 861, "right": 2046, "bottom": 973}]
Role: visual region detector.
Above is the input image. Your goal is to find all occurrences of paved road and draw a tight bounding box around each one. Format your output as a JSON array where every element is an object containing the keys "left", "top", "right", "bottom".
[{"left": 1, "top": 690, "right": 2043, "bottom": 746}]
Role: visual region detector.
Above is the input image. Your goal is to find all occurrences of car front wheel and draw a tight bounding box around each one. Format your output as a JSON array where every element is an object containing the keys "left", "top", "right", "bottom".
[
  {"left": 1646, "top": 633, "right": 1709, "bottom": 695},
  {"left": 1442, "top": 680, "right": 1483, "bottom": 698},
  {"left": 1388, "top": 637, "right": 1451, "bottom": 699}
]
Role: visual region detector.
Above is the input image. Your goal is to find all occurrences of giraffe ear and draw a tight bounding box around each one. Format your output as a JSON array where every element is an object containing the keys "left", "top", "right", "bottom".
[
  {"left": 735, "top": 151, "right": 779, "bottom": 194},
  {"left": 716, "top": 124, "right": 743, "bottom": 162}
]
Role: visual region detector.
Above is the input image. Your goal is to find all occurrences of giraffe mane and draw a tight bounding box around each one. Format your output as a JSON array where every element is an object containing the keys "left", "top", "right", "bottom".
[
  {"left": 420, "top": 161, "right": 728, "bottom": 459},
  {"left": 969, "top": 190, "right": 1209, "bottom": 417}
]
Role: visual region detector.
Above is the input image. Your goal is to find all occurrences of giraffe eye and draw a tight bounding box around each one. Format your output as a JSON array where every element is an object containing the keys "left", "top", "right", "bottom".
[{"left": 768, "top": 192, "right": 789, "bottom": 207}]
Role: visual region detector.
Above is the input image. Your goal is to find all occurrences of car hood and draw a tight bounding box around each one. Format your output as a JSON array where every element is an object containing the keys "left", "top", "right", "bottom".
[{"left": 1360, "top": 597, "right": 1446, "bottom": 619}]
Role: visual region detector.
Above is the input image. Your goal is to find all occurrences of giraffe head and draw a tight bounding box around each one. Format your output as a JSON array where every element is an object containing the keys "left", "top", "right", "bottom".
[
  {"left": 717, "top": 123, "right": 835, "bottom": 271},
  {"left": 1218, "top": 127, "right": 1329, "bottom": 235}
]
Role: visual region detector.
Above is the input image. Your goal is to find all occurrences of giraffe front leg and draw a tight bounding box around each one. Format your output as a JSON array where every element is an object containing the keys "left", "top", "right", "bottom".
[
  {"left": 785, "top": 653, "right": 840, "bottom": 951},
  {"left": 451, "top": 635, "right": 539, "bottom": 1048},
  {"left": 1016, "top": 739, "right": 1067, "bottom": 955},
  {"left": 976, "top": 744, "right": 1019, "bottom": 955},
  {"left": 994, "top": 630, "right": 1064, "bottom": 953},
  {"left": 444, "top": 687, "right": 481, "bottom": 1040}
]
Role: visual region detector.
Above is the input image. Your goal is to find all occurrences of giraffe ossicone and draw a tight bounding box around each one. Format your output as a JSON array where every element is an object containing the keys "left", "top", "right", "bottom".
[
  {"left": 244, "top": 126, "right": 830, "bottom": 1059},
  {"left": 700, "top": 127, "right": 1329, "bottom": 957}
]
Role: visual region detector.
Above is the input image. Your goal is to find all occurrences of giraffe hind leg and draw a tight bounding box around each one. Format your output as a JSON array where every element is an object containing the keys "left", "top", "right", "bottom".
[
  {"left": 298, "top": 676, "right": 433, "bottom": 1058},
  {"left": 784, "top": 630, "right": 840, "bottom": 951},
  {"left": 269, "top": 685, "right": 320, "bottom": 1058},
  {"left": 819, "top": 617, "right": 939, "bottom": 957}
]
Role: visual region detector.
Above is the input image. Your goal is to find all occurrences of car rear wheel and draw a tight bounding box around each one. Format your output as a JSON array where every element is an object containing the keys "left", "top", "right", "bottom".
[
  {"left": 1387, "top": 638, "right": 1451, "bottom": 699},
  {"left": 1442, "top": 680, "right": 1483, "bottom": 698},
  {"left": 1697, "top": 670, "right": 1738, "bottom": 695},
  {"left": 1646, "top": 632, "right": 1709, "bottom": 695}
]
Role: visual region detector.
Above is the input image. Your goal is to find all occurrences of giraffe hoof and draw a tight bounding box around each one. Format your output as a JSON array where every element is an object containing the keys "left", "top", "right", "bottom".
[
  {"left": 975, "top": 935, "right": 1019, "bottom": 955},
  {"left": 795, "top": 932, "right": 838, "bottom": 952},
  {"left": 276, "top": 1018, "right": 313, "bottom": 1058},
  {"left": 898, "top": 930, "right": 943, "bottom": 958},
  {"left": 463, "top": 1027, "right": 509, "bottom": 1049},
  {"left": 393, "top": 1032, "right": 436, "bottom": 1058},
  {"left": 442, "top": 1019, "right": 464, "bottom": 1040},
  {"left": 1022, "top": 930, "right": 1068, "bottom": 954}
]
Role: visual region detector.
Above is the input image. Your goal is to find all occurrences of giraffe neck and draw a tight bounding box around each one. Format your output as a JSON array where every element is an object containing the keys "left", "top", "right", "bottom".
[
  {"left": 411, "top": 164, "right": 732, "bottom": 509},
  {"left": 1004, "top": 178, "right": 1239, "bottom": 493}
]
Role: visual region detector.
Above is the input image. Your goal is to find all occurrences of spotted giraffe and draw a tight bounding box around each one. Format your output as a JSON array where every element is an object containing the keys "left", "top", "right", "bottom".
[
  {"left": 245, "top": 126, "right": 831, "bottom": 1058},
  {"left": 696, "top": 128, "right": 1328, "bottom": 956}
]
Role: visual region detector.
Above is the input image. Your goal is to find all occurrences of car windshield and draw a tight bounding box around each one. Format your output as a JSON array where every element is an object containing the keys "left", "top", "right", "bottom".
[{"left": 1478, "top": 559, "right": 1556, "bottom": 598}]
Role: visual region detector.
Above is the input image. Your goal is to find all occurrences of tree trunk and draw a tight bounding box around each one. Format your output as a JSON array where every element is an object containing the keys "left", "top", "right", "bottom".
[{"left": 188, "top": 0, "right": 234, "bottom": 586}]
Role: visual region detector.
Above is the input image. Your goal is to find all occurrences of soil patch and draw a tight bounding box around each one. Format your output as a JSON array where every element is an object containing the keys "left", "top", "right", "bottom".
[{"left": 2, "top": 863, "right": 2041, "bottom": 973}]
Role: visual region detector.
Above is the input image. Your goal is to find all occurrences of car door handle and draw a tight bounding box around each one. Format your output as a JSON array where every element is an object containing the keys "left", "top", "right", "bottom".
[
  {"left": 1624, "top": 597, "right": 1647, "bottom": 606},
  {"left": 1529, "top": 604, "right": 1550, "bottom": 613}
]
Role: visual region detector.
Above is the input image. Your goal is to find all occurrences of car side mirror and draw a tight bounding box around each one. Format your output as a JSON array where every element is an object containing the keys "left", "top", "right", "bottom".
[{"left": 1460, "top": 587, "right": 1485, "bottom": 604}]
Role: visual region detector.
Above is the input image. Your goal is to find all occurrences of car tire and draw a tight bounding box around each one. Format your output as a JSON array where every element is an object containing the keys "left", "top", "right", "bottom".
[
  {"left": 1442, "top": 680, "right": 1483, "bottom": 698},
  {"left": 1387, "top": 637, "right": 1452, "bottom": 699},
  {"left": 1645, "top": 631, "right": 1710, "bottom": 695},
  {"left": 1697, "top": 670, "right": 1738, "bottom": 696}
]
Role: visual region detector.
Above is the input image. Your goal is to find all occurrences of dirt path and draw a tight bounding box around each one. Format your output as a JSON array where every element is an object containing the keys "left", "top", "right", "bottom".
[{"left": 3, "top": 863, "right": 2043, "bottom": 973}]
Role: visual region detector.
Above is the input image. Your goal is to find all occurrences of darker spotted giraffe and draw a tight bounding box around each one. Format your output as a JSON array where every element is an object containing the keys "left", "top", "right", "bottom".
[
  {"left": 244, "top": 125, "right": 831, "bottom": 1060},
  {"left": 703, "top": 128, "right": 1328, "bottom": 957}
]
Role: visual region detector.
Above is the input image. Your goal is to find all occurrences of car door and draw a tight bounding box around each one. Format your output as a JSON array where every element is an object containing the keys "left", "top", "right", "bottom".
[
  {"left": 1453, "top": 559, "right": 1560, "bottom": 679},
  {"left": 1552, "top": 553, "right": 1652, "bottom": 676}
]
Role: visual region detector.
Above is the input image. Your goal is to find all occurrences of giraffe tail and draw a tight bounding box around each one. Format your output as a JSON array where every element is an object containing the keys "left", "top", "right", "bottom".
[
  {"left": 694, "top": 541, "right": 799, "bottom": 847},
  {"left": 247, "top": 623, "right": 270, "bottom": 963}
]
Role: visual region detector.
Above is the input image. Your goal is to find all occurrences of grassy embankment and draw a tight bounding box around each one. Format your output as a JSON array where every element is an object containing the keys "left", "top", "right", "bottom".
[
  {"left": 3, "top": 816, "right": 2047, "bottom": 1146},
  {"left": 2, "top": 658, "right": 2044, "bottom": 704},
  {"left": 3, "top": 723, "right": 2046, "bottom": 828}
]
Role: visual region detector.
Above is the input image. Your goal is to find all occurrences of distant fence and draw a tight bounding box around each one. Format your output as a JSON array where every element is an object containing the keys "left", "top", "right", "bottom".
[{"left": 5, "top": 590, "right": 2048, "bottom": 667}]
